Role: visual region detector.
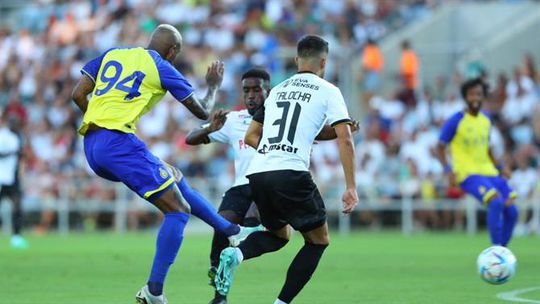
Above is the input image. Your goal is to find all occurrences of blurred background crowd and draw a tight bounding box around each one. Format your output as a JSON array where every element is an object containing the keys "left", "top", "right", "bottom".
[{"left": 0, "top": 0, "right": 539, "bottom": 233}]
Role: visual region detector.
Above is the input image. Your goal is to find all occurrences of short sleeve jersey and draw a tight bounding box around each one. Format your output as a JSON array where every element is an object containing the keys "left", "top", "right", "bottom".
[
  {"left": 78, "top": 47, "right": 194, "bottom": 135},
  {"left": 246, "top": 72, "right": 351, "bottom": 175},
  {"left": 0, "top": 127, "right": 21, "bottom": 185},
  {"left": 206, "top": 109, "right": 256, "bottom": 187},
  {"left": 439, "top": 111, "right": 498, "bottom": 182}
]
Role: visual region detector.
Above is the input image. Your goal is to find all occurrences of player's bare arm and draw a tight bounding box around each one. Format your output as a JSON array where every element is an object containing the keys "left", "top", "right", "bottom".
[
  {"left": 488, "top": 147, "right": 511, "bottom": 179},
  {"left": 315, "top": 120, "right": 360, "bottom": 140},
  {"left": 435, "top": 142, "right": 457, "bottom": 187},
  {"left": 185, "top": 109, "right": 229, "bottom": 145},
  {"left": 181, "top": 61, "right": 224, "bottom": 120},
  {"left": 334, "top": 122, "right": 358, "bottom": 214},
  {"left": 244, "top": 120, "right": 262, "bottom": 149},
  {"left": 71, "top": 74, "right": 95, "bottom": 113}
]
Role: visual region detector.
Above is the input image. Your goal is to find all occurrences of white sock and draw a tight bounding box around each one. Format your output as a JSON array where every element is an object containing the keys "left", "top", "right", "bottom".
[
  {"left": 274, "top": 299, "right": 288, "bottom": 304},
  {"left": 235, "top": 247, "right": 244, "bottom": 263}
]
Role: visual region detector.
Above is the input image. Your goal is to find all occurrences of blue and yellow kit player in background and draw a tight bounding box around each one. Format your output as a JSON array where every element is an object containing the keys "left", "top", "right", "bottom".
[
  {"left": 436, "top": 78, "right": 518, "bottom": 248},
  {"left": 72, "top": 24, "right": 260, "bottom": 304}
]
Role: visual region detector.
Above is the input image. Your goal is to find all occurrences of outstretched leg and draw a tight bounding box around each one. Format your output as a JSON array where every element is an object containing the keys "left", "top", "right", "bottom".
[{"left": 215, "top": 225, "right": 290, "bottom": 296}]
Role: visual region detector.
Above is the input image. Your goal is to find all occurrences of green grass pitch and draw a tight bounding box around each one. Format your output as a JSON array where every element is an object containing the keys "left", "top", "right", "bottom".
[{"left": 1, "top": 231, "right": 538, "bottom": 303}]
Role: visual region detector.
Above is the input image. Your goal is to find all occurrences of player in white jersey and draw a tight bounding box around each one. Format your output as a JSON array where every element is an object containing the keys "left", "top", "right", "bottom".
[
  {"left": 215, "top": 35, "right": 358, "bottom": 304},
  {"left": 0, "top": 114, "right": 28, "bottom": 249},
  {"left": 185, "top": 68, "right": 270, "bottom": 304},
  {"left": 186, "top": 68, "right": 357, "bottom": 304}
]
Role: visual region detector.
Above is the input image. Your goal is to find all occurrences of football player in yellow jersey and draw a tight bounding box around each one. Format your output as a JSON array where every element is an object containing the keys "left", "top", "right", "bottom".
[
  {"left": 72, "top": 24, "right": 261, "bottom": 304},
  {"left": 436, "top": 78, "right": 518, "bottom": 247}
]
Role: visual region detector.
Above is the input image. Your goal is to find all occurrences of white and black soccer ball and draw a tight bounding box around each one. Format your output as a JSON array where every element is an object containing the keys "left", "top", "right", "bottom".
[{"left": 477, "top": 246, "right": 517, "bottom": 285}]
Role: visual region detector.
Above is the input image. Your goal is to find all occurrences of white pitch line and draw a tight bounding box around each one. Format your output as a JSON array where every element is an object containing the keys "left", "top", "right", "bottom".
[{"left": 497, "top": 287, "right": 540, "bottom": 303}]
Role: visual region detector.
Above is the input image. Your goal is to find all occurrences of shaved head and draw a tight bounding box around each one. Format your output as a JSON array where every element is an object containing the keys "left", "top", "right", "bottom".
[{"left": 148, "top": 24, "right": 183, "bottom": 62}]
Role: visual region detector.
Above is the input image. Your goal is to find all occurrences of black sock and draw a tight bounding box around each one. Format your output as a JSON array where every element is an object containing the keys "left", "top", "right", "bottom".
[
  {"left": 214, "top": 290, "right": 226, "bottom": 300},
  {"left": 12, "top": 209, "right": 22, "bottom": 235},
  {"left": 210, "top": 231, "right": 230, "bottom": 268},
  {"left": 278, "top": 243, "right": 328, "bottom": 303},
  {"left": 238, "top": 231, "right": 288, "bottom": 260}
]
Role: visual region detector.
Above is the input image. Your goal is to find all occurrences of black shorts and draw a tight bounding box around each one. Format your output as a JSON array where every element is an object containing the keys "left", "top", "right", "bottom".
[
  {"left": 247, "top": 170, "right": 326, "bottom": 232},
  {"left": 0, "top": 182, "right": 21, "bottom": 200},
  {"left": 218, "top": 184, "right": 257, "bottom": 219}
]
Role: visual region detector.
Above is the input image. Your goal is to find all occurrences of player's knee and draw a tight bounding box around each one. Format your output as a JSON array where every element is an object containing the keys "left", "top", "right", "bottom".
[
  {"left": 271, "top": 225, "right": 292, "bottom": 241},
  {"left": 485, "top": 193, "right": 502, "bottom": 206},
  {"left": 218, "top": 210, "right": 242, "bottom": 224},
  {"left": 504, "top": 198, "right": 516, "bottom": 207},
  {"left": 301, "top": 223, "right": 330, "bottom": 245},
  {"left": 154, "top": 187, "right": 191, "bottom": 214},
  {"left": 302, "top": 232, "right": 330, "bottom": 246}
]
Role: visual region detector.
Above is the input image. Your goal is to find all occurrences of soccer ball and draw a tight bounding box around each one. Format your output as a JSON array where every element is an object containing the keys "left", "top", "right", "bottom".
[{"left": 476, "top": 246, "right": 517, "bottom": 285}]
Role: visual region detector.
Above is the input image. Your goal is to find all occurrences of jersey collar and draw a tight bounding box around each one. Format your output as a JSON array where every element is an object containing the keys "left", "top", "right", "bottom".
[{"left": 297, "top": 71, "right": 317, "bottom": 75}]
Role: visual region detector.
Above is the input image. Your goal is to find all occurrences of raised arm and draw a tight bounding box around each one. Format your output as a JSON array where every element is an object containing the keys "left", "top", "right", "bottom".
[
  {"left": 72, "top": 74, "right": 95, "bottom": 113},
  {"left": 334, "top": 123, "right": 358, "bottom": 214},
  {"left": 185, "top": 109, "right": 228, "bottom": 145},
  {"left": 180, "top": 61, "right": 224, "bottom": 120}
]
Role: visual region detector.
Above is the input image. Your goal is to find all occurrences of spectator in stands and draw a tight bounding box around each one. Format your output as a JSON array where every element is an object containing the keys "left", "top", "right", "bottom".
[
  {"left": 510, "top": 145, "right": 538, "bottom": 235},
  {"left": 0, "top": 113, "right": 28, "bottom": 248},
  {"left": 0, "top": 0, "right": 537, "bottom": 235},
  {"left": 360, "top": 38, "right": 384, "bottom": 104},
  {"left": 398, "top": 39, "right": 419, "bottom": 107}
]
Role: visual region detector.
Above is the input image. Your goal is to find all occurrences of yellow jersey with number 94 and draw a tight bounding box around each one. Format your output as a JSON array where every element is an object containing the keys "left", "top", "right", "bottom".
[{"left": 78, "top": 47, "right": 194, "bottom": 135}]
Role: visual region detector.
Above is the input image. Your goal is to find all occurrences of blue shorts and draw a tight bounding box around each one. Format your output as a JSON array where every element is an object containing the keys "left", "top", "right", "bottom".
[
  {"left": 83, "top": 129, "right": 175, "bottom": 202},
  {"left": 460, "top": 175, "right": 517, "bottom": 204}
]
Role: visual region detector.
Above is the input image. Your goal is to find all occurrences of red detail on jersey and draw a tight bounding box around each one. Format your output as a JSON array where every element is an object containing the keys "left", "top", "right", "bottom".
[{"left": 238, "top": 139, "right": 251, "bottom": 150}]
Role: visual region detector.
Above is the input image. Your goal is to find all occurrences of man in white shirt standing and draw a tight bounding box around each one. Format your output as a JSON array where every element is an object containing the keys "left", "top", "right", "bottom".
[
  {"left": 0, "top": 114, "right": 28, "bottom": 249},
  {"left": 215, "top": 35, "right": 358, "bottom": 304}
]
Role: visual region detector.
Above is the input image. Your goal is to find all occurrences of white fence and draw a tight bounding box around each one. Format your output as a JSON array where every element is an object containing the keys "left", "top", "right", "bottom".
[{"left": 1, "top": 181, "right": 539, "bottom": 236}]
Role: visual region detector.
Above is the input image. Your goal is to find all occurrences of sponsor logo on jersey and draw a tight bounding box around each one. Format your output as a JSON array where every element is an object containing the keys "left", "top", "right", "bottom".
[{"left": 257, "top": 143, "right": 298, "bottom": 155}]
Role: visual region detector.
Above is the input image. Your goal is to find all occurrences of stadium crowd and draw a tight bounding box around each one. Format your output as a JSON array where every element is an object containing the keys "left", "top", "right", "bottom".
[{"left": 0, "top": 0, "right": 538, "bottom": 232}]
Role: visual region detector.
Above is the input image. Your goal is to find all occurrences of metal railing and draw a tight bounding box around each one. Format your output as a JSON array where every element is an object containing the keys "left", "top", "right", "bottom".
[{"left": 1, "top": 179, "right": 539, "bottom": 236}]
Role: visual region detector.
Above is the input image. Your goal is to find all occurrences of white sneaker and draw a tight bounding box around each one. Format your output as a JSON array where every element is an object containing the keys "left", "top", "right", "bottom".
[
  {"left": 10, "top": 235, "right": 29, "bottom": 249},
  {"left": 135, "top": 285, "right": 168, "bottom": 304},
  {"left": 228, "top": 225, "right": 265, "bottom": 247}
]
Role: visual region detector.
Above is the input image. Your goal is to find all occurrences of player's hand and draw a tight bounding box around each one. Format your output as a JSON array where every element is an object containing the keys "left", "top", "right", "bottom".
[
  {"left": 207, "top": 109, "right": 228, "bottom": 132},
  {"left": 342, "top": 188, "right": 359, "bottom": 214},
  {"left": 446, "top": 171, "right": 458, "bottom": 188},
  {"left": 501, "top": 166, "right": 512, "bottom": 179},
  {"left": 350, "top": 120, "right": 360, "bottom": 134},
  {"left": 206, "top": 60, "right": 224, "bottom": 89}
]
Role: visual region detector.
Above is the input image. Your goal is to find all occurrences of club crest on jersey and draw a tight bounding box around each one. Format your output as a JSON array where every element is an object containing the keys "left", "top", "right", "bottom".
[
  {"left": 159, "top": 167, "right": 168, "bottom": 179},
  {"left": 257, "top": 143, "right": 298, "bottom": 155}
]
